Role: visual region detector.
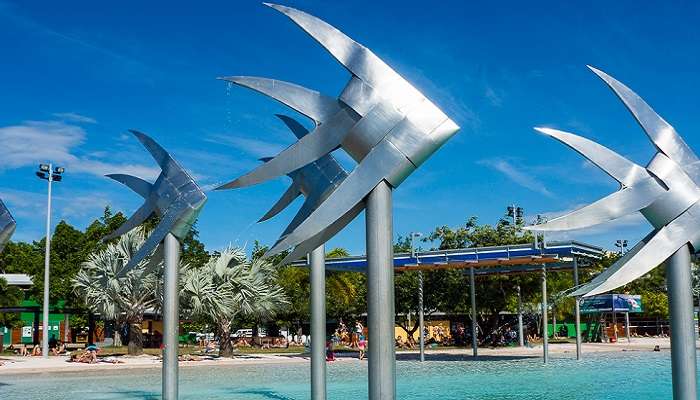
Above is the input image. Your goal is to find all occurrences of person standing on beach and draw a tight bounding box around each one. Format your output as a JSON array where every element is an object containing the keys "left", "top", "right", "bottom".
[{"left": 358, "top": 335, "right": 366, "bottom": 360}]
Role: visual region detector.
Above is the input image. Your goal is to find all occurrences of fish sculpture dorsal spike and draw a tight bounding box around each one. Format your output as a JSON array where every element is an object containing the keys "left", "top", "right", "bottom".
[
  {"left": 219, "top": 77, "right": 342, "bottom": 124},
  {"left": 257, "top": 115, "right": 350, "bottom": 244},
  {"left": 276, "top": 114, "right": 310, "bottom": 139},
  {"left": 534, "top": 127, "right": 649, "bottom": 187},
  {"left": 259, "top": 183, "right": 301, "bottom": 223},
  {"left": 264, "top": 3, "right": 400, "bottom": 90},
  {"left": 529, "top": 66, "right": 700, "bottom": 297},
  {"left": 588, "top": 66, "right": 700, "bottom": 169},
  {"left": 105, "top": 174, "right": 153, "bottom": 199}
]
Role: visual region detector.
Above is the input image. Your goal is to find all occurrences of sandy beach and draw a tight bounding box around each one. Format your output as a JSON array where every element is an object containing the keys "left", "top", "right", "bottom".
[{"left": 0, "top": 337, "right": 681, "bottom": 376}]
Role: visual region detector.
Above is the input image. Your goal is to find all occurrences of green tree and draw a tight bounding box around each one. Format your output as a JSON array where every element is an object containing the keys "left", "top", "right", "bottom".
[
  {"left": 73, "top": 228, "right": 161, "bottom": 355},
  {"left": 0, "top": 277, "right": 23, "bottom": 328},
  {"left": 180, "top": 248, "right": 286, "bottom": 357},
  {"left": 181, "top": 224, "right": 210, "bottom": 268}
]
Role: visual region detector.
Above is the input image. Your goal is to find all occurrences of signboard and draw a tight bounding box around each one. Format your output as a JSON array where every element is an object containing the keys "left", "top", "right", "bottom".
[
  {"left": 581, "top": 294, "right": 642, "bottom": 314},
  {"left": 22, "top": 326, "right": 32, "bottom": 338}
]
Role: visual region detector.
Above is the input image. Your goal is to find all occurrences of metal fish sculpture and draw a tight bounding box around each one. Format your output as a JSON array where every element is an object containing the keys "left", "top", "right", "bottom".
[
  {"left": 217, "top": 3, "right": 459, "bottom": 259},
  {"left": 258, "top": 115, "right": 359, "bottom": 265},
  {"left": 103, "top": 130, "right": 207, "bottom": 275},
  {"left": 526, "top": 66, "right": 700, "bottom": 297},
  {"left": 0, "top": 199, "right": 16, "bottom": 252}
]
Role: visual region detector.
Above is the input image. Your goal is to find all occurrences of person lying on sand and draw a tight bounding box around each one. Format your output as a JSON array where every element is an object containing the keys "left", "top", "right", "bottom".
[
  {"left": 179, "top": 354, "right": 202, "bottom": 362},
  {"left": 7, "top": 344, "right": 28, "bottom": 357},
  {"left": 100, "top": 357, "right": 125, "bottom": 364},
  {"left": 68, "top": 350, "right": 97, "bottom": 364}
]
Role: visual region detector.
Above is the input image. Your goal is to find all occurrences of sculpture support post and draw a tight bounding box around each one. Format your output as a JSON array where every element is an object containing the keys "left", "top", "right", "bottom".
[
  {"left": 541, "top": 264, "right": 548, "bottom": 364},
  {"left": 418, "top": 270, "right": 425, "bottom": 362},
  {"left": 163, "top": 233, "right": 180, "bottom": 400},
  {"left": 517, "top": 285, "right": 524, "bottom": 347},
  {"left": 573, "top": 257, "right": 582, "bottom": 360},
  {"left": 470, "top": 267, "right": 477, "bottom": 357},
  {"left": 310, "top": 245, "right": 326, "bottom": 400},
  {"left": 366, "top": 181, "right": 395, "bottom": 400},
  {"left": 666, "top": 245, "right": 697, "bottom": 400}
]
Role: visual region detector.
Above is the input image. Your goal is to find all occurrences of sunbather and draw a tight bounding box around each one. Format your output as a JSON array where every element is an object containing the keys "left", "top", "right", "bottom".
[
  {"left": 69, "top": 350, "right": 97, "bottom": 363},
  {"left": 100, "top": 356, "right": 125, "bottom": 364},
  {"left": 51, "top": 341, "right": 66, "bottom": 356},
  {"left": 8, "top": 344, "right": 28, "bottom": 357}
]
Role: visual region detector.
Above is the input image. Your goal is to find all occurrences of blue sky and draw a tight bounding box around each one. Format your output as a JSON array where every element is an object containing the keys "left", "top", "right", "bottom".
[{"left": 1, "top": 0, "right": 699, "bottom": 255}]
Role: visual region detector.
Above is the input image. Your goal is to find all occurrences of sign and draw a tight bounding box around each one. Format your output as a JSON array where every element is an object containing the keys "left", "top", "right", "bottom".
[{"left": 581, "top": 294, "right": 642, "bottom": 314}]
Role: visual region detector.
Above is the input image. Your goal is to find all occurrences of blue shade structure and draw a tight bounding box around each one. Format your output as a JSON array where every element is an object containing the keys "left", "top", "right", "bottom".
[
  {"left": 103, "top": 130, "right": 207, "bottom": 275},
  {"left": 216, "top": 3, "right": 460, "bottom": 261},
  {"left": 525, "top": 66, "right": 700, "bottom": 297},
  {"left": 0, "top": 199, "right": 16, "bottom": 252}
]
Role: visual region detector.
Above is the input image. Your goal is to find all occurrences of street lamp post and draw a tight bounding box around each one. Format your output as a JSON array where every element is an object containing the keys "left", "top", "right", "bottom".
[
  {"left": 615, "top": 239, "right": 628, "bottom": 255},
  {"left": 35, "top": 163, "right": 64, "bottom": 358},
  {"left": 410, "top": 232, "right": 424, "bottom": 362},
  {"left": 507, "top": 205, "right": 524, "bottom": 227}
]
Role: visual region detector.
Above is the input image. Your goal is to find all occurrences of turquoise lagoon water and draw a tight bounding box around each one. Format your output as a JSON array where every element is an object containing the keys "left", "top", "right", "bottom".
[{"left": 0, "top": 351, "right": 684, "bottom": 399}]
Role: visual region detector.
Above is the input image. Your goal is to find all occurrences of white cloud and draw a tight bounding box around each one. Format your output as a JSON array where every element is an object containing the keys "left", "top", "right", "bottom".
[
  {"left": 0, "top": 120, "right": 85, "bottom": 168},
  {"left": 0, "top": 119, "right": 160, "bottom": 180},
  {"left": 206, "top": 134, "right": 287, "bottom": 159},
  {"left": 0, "top": 187, "right": 117, "bottom": 239},
  {"left": 479, "top": 158, "right": 554, "bottom": 197},
  {"left": 52, "top": 112, "right": 97, "bottom": 124},
  {"left": 0, "top": 188, "right": 45, "bottom": 220},
  {"left": 484, "top": 86, "right": 503, "bottom": 107}
]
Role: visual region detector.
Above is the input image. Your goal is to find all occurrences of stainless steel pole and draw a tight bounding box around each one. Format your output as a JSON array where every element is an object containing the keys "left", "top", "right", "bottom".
[
  {"left": 42, "top": 163, "right": 53, "bottom": 359},
  {"left": 366, "top": 181, "right": 395, "bottom": 400},
  {"left": 310, "top": 245, "right": 327, "bottom": 400},
  {"left": 625, "top": 312, "right": 631, "bottom": 344},
  {"left": 573, "top": 257, "right": 582, "bottom": 360},
  {"left": 469, "top": 266, "right": 477, "bottom": 357},
  {"left": 666, "top": 245, "right": 697, "bottom": 400},
  {"left": 163, "top": 233, "right": 180, "bottom": 400},
  {"left": 418, "top": 270, "right": 425, "bottom": 362},
  {"left": 697, "top": 293, "right": 700, "bottom": 338},
  {"left": 517, "top": 284, "right": 524, "bottom": 347},
  {"left": 64, "top": 314, "right": 70, "bottom": 343},
  {"left": 541, "top": 264, "right": 548, "bottom": 364}
]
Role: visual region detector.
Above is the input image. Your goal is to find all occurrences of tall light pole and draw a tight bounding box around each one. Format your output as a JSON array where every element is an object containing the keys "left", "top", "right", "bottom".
[
  {"left": 35, "top": 163, "right": 64, "bottom": 358},
  {"left": 615, "top": 239, "right": 628, "bottom": 254},
  {"left": 507, "top": 205, "right": 524, "bottom": 227},
  {"left": 410, "top": 232, "right": 424, "bottom": 362}
]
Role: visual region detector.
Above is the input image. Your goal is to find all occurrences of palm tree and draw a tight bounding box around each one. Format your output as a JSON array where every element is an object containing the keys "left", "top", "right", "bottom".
[
  {"left": 180, "top": 247, "right": 287, "bottom": 357},
  {"left": 73, "top": 228, "right": 160, "bottom": 355}
]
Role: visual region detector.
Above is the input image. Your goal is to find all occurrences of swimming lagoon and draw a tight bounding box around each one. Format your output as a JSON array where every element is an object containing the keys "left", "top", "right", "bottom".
[{"left": 0, "top": 350, "right": 680, "bottom": 399}]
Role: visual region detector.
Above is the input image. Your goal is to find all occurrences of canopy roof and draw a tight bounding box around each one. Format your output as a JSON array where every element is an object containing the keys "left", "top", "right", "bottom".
[{"left": 291, "top": 240, "right": 604, "bottom": 275}]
